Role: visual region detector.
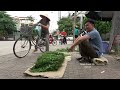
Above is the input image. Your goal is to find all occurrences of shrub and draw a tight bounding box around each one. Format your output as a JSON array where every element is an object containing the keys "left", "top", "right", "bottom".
[{"left": 30, "top": 51, "right": 65, "bottom": 72}]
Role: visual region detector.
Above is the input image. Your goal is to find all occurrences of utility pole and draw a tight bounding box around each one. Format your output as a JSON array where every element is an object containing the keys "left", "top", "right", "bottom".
[
  {"left": 58, "top": 11, "right": 61, "bottom": 20},
  {"left": 73, "top": 11, "right": 77, "bottom": 43},
  {"left": 76, "top": 11, "right": 85, "bottom": 30},
  {"left": 80, "top": 15, "right": 83, "bottom": 30},
  {"left": 58, "top": 11, "right": 61, "bottom": 42}
]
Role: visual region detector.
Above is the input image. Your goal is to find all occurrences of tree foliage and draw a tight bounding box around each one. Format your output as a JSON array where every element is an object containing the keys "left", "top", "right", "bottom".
[
  {"left": 27, "top": 15, "right": 35, "bottom": 22},
  {"left": 57, "top": 17, "right": 73, "bottom": 35},
  {"left": 0, "top": 11, "right": 17, "bottom": 38},
  {"left": 57, "top": 13, "right": 82, "bottom": 36},
  {"left": 57, "top": 14, "right": 112, "bottom": 36},
  {"left": 95, "top": 21, "right": 112, "bottom": 34},
  {"left": 83, "top": 16, "right": 112, "bottom": 35}
]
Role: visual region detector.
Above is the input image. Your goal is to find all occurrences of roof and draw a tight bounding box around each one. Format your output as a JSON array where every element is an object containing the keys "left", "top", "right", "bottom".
[{"left": 85, "top": 11, "right": 114, "bottom": 21}]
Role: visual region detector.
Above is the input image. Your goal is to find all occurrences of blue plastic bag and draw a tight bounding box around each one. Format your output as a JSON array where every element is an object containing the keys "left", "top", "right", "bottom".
[{"left": 35, "top": 26, "right": 41, "bottom": 37}]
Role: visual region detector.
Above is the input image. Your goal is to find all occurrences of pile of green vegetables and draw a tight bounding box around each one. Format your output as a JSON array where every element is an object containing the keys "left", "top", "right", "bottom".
[{"left": 30, "top": 51, "right": 65, "bottom": 72}]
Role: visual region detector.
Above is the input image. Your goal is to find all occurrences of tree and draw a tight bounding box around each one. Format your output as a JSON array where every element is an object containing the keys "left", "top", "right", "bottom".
[
  {"left": 83, "top": 16, "right": 112, "bottom": 35},
  {"left": 83, "top": 16, "right": 88, "bottom": 26},
  {"left": 109, "top": 11, "right": 120, "bottom": 54},
  {"left": 27, "top": 15, "right": 35, "bottom": 22},
  {"left": 0, "top": 11, "right": 17, "bottom": 39},
  {"left": 57, "top": 17, "right": 73, "bottom": 35},
  {"left": 95, "top": 21, "right": 112, "bottom": 35},
  {"left": 57, "top": 12, "right": 82, "bottom": 36}
]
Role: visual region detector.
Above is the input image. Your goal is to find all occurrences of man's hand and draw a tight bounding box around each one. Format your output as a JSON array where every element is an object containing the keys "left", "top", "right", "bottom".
[{"left": 67, "top": 47, "right": 73, "bottom": 52}]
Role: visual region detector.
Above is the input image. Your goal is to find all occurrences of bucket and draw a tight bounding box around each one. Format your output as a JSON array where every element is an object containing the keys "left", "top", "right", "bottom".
[{"left": 102, "top": 41, "right": 109, "bottom": 54}]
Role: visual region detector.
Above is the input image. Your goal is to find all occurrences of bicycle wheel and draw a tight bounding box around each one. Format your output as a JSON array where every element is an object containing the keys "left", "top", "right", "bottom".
[
  {"left": 38, "top": 38, "right": 46, "bottom": 53},
  {"left": 13, "top": 36, "right": 31, "bottom": 58},
  {"left": 52, "top": 40, "right": 57, "bottom": 46}
]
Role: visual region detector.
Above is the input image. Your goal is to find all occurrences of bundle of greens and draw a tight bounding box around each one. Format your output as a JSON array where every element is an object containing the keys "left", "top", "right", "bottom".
[{"left": 30, "top": 51, "right": 65, "bottom": 72}]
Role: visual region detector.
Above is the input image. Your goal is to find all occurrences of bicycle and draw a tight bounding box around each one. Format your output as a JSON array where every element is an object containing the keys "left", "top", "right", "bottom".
[
  {"left": 49, "top": 37, "right": 57, "bottom": 46},
  {"left": 52, "top": 38, "right": 57, "bottom": 45},
  {"left": 13, "top": 24, "right": 47, "bottom": 58}
]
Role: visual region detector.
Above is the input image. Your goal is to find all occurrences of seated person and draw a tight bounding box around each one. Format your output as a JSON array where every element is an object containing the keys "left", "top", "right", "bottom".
[{"left": 68, "top": 19, "right": 103, "bottom": 63}]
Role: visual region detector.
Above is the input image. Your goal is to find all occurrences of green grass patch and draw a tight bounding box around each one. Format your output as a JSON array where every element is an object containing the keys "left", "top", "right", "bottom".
[
  {"left": 30, "top": 51, "right": 65, "bottom": 72},
  {"left": 56, "top": 47, "right": 69, "bottom": 52},
  {"left": 56, "top": 47, "right": 79, "bottom": 52},
  {"left": 56, "top": 47, "right": 71, "bottom": 56}
]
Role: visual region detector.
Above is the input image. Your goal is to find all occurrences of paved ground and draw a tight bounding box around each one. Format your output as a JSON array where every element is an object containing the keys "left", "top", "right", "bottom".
[
  {"left": 0, "top": 44, "right": 71, "bottom": 79},
  {"left": 63, "top": 52, "right": 120, "bottom": 79},
  {"left": 0, "top": 49, "right": 120, "bottom": 79},
  {"left": 0, "top": 41, "right": 120, "bottom": 79},
  {"left": 0, "top": 41, "right": 72, "bottom": 56}
]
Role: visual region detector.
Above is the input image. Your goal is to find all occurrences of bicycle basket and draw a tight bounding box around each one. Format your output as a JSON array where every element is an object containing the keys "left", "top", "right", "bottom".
[{"left": 20, "top": 25, "right": 33, "bottom": 36}]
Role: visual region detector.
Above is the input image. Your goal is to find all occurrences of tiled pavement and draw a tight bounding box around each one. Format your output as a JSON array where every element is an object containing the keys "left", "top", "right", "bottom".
[{"left": 0, "top": 45, "right": 120, "bottom": 79}]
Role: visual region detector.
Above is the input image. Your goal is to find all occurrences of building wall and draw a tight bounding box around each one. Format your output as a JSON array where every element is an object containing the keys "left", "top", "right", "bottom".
[
  {"left": 13, "top": 16, "right": 33, "bottom": 31},
  {"left": 12, "top": 16, "right": 34, "bottom": 40}
]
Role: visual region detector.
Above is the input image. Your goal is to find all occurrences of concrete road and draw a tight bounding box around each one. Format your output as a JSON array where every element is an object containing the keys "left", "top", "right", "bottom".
[
  {"left": 0, "top": 41, "right": 73, "bottom": 56},
  {"left": 0, "top": 41, "right": 15, "bottom": 56}
]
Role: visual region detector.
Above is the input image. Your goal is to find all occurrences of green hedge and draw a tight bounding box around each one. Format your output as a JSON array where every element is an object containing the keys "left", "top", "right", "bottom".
[{"left": 30, "top": 51, "right": 65, "bottom": 72}]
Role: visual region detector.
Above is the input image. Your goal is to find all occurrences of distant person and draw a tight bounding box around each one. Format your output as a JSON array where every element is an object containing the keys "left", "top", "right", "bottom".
[
  {"left": 73, "top": 26, "right": 79, "bottom": 50},
  {"left": 61, "top": 30, "right": 67, "bottom": 44},
  {"left": 74, "top": 26, "right": 79, "bottom": 41},
  {"left": 59, "top": 35, "right": 63, "bottom": 45},
  {"left": 49, "top": 34, "right": 53, "bottom": 44},
  {"left": 63, "top": 36, "right": 67, "bottom": 44},
  {"left": 68, "top": 19, "right": 103, "bottom": 63}
]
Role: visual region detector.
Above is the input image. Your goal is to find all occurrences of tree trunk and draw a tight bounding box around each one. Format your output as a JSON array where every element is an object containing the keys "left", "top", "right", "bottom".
[{"left": 109, "top": 11, "right": 120, "bottom": 53}]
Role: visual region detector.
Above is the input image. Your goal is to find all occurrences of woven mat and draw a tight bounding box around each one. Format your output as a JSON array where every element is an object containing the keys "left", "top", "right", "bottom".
[{"left": 24, "top": 56, "right": 71, "bottom": 79}]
